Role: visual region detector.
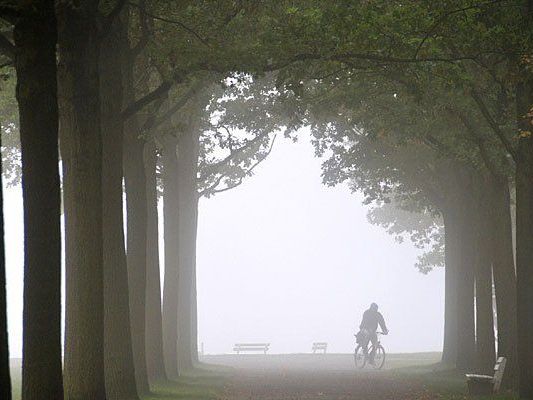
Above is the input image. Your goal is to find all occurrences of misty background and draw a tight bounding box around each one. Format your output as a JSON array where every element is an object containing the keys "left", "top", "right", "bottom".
[{"left": 4, "top": 128, "right": 443, "bottom": 358}]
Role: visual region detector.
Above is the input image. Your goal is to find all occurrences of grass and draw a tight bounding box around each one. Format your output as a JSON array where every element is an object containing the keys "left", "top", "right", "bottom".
[
  {"left": 9, "top": 355, "right": 521, "bottom": 400},
  {"left": 143, "top": 363, "right": 232, "bottom": 400},
  {"left": 9, "top": 359, "right": 228, "bottom": 400},
  {"left": 390, "top": 362, "right": 518, "bottom": 400}
]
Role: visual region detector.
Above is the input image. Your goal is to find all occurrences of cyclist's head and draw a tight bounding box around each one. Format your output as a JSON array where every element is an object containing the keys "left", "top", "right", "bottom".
[{"left": 370, "top": 302, "right": 378, "bottom": 311}]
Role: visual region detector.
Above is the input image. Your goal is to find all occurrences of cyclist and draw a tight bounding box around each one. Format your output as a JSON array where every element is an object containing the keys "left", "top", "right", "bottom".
[{"left": 357, "top": 303, "right": 388, "bottom": 364}]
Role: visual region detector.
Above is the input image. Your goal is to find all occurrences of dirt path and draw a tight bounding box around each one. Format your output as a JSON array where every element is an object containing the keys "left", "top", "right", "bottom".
[
  {"left": 219, "top": 369, "right": 436, "bottom": 400},
  {"left": 204, "top": 354, "right": 446, "bottom": 400}
]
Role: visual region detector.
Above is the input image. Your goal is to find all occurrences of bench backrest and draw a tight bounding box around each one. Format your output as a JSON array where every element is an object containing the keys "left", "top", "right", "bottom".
[
  {"left": 493, "top": 357, "right": 507, "bottom": 393},
  {"left": 233, "top": 343, "right": 270, "bottom": 353},
  {"left": 234, "top": 343, "right": 269, "bottom": 348}
]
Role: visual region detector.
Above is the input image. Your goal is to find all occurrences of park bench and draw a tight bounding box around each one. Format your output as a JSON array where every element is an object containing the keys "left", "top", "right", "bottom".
[
  {"left": 233, "top": 343, "right": 270, "bottom": 354},
  {"left": 312, "top": 342, "right": 328, "bottom": 354},
  {"left": 466, "top": 357, "right": 507, "bottom": 396}
]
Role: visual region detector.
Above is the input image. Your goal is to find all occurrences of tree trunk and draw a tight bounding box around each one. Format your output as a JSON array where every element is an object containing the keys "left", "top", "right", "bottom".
[
  {"left": 57, "top": 2, "right": 106, "bottom": 398},
  {"left": 515, "top": 29, "right": 533, "bottom": 397},
  {"left": 122, "top": 57, "right": 151, "bottom": 395},
  {"left": 473, "top": 187, "right": 496, "bottom": 374},
  {"left": 441, "top": 210, "right": 459, "bottom": 367},
  {"left": 455, "top": 185, "right": 476, "bottom": 373},
  {"left": 490, "top": 178, "right": 518, "bottom": 388},
  {"left": 14, "top": 3, "right": 63, "bottom": 399},
  {"left": 176, "top": 129, "right": 200, "bottom": 373},
  {"left": 144, "top": 141, "right": 168, "bottom": 383},
  {"left": 191, "top": 214, "right": 199, "bottom": 366},
  {"left": 0, "top": 134, "right": 9, "bottom": 400},
  {"left": 99, "top": 18, "right": 139, "bottom": 400},
  {"left": 162, "top": 136, "right": 180, "bottom": 380}
]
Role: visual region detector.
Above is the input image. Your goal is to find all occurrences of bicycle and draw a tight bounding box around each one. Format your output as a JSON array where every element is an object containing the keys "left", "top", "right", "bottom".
[{"left": 353, "top": 331, "right": 386, "bottom": 370}]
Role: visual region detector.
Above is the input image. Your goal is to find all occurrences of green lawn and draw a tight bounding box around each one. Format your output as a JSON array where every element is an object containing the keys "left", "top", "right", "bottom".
[{"left": 8, "top": 359, "right": 227, "bottom": 400}]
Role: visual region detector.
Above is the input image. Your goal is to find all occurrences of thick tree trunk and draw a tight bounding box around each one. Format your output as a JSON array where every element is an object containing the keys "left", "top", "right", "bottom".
[
  {"left": 0, "top": 131, "right": 9, "bottom": 400},
  {"left": 455, "top": 186, "right": 476, "bottom": 373},
  {"left": 57, "top": 2, "right": 106, "bottom": 398},
  {"left": 14, "top": 3, "right": 63, "bottom": 399},
  {"left": 516, "top": 41, "right": 533, "bottom": 398},
  {"left": 124, "top": 98, "right": 150, "bottom": 394},
  {"left": 162, "top": 136, "right": 180, "bottom": 380},
  {"left": 490, "top": 178, "right": 518, "bottom": 388},
  {"left": 176, "top": 130, "right": 200, "bottom": 373},
  {"left": 473, "top": 190, "right": 495, "bottom": 374},
  {"left": 441, "top": 210, "right": 459, "bottom": 367},
  {"left": 99, "top": 19, "right": 139, "bottom": 400},
  {"left": 144, "top": 141, "right": 168, "bottom": 383},
  {"left": 191, "top": 218, "right": 199, "bottom": 366}
]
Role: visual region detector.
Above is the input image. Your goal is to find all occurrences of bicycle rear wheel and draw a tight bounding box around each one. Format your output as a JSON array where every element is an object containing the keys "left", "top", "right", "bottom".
[
  {"left": 369, "top": 345, "right": 386, "bottom": 370},
  {"left": 353, "top": 345, "right": 366, "bottom": 369}
]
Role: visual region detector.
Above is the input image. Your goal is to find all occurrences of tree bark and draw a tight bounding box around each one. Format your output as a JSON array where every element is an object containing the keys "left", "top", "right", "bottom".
[
  {"left": 162, "top": 136, "right": 180, "bottom": 380},
  {"left": 191, "top": 222, "right": 199, "bottom": 366},
  {"left": 441, "top": 209, "right": 459, "bottom": 367},
  {"left": 14, "top": 2, "right": 63, "bottom": 399},
  {"left": 490, "top": 178, "right": 518, "bottom": 388},
  {"left": 58, "top": 2, "right": 106, "bottom": 398},
  {"left": 455, "top": 183, "right": 476, "bottom": 373},
  {"left": 515, "top": 22, "right": 533, "bottom": 396},
  {"left": 123, "top": 77, "right": 150, "bottom": 394},
  {"left": 473, "top": 185, "right": 496, "bottom": 374},
  {"left": 99, "top": 17, "right": 139, "bottom": 400},
  {"left": 0, "top": 129, "right": 9, "bottom": 400},
  {"left": 144, "top": 141, "right": 168, "bottom": 383},
  {"left": 176, "top": 129, "right": 200, "bottom": 373}
]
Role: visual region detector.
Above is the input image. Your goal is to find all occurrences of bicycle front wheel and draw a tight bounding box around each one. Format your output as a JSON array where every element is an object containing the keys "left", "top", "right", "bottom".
[
  {"left": 370, "top": 345, "right": 386, "bottom": 370},
  {"left": 353, "top": 345, "right": 366, "bottom": 369}
]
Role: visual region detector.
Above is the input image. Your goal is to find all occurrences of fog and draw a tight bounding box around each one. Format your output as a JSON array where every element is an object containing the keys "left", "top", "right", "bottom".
[
  {"left": 5, "top": 128, "right": 443, "bottom": 359},
  {"left": 197, "top": 129, "right": 444, "bottom": 355}
]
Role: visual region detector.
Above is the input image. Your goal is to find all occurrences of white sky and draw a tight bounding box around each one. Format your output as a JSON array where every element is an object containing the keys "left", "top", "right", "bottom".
[{"left": 4, "top": 128, "right": 444, "bottom": 358}]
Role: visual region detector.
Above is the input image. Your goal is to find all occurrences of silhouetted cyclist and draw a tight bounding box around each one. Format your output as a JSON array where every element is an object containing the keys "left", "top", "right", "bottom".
[{"left": 357, "top": 303, "right": 388, "bottom": 364}]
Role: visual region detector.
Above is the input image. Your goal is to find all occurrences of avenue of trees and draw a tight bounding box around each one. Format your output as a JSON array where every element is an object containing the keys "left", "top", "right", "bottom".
[{"left": 0, "top": 1, "right": 532, "bottom": 400}]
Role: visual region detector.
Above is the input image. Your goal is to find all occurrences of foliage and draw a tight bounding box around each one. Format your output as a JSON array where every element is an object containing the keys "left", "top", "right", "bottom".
[{"left": 367, "top": 201, "right": 444, "bottom": 273}]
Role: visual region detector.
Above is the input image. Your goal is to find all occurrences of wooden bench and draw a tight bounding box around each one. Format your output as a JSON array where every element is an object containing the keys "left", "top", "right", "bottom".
[
  {"left": 233, "top": 343, "right": 270, "bottom": 354},
  {"left": 312, "top": 342, "right": 328, "bottom": 354},
  {"left": 466, "top": 357, "right": 507, "bottom": 396}
]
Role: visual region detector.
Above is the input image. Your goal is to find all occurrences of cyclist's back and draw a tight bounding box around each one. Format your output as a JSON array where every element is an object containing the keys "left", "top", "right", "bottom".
[{"left": 360, "top": 307, "right": 387, "bottom": 333}]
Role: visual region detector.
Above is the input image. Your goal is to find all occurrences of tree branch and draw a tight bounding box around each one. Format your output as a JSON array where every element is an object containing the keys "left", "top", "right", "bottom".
[
  {"left": 454, "top": 109, "right": 502, "bottom": 178},
  {"left": 200, "top": 128, "right": 271, "bottom": 174},
  {"left": 199, "top": 135, "right": 277, "bottom": 197},
  {"left": 127, "top": 1, "right": 209, "bottom": 47},
  {"left": 0, "top": 33, "right": 14, "bottom": 60},
  {"left": 150, "top": 80, "right": 206, "bottom": 130},
  {"left": 100, "top": 0, "right": 128, "bottom": 38},
  {"left": 470, "top": 89, "right": 518, "bottom": 162},
  {"left": 122, "top": 74, "right": 184, "bottom": 120},
  {"left": 413, "top": 0, "right": 509, "bottom": 59},
  {"left": 130, "top": 0, "right": 151, "bottom": 58},
  {"left": 0, "top": 6, "right": 20, "bottom": 24}
]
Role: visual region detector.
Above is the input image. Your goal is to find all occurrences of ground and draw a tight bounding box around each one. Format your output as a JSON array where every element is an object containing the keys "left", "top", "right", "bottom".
[{"left": 9, "top": 353, "right": 517, "bottom": 399}]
